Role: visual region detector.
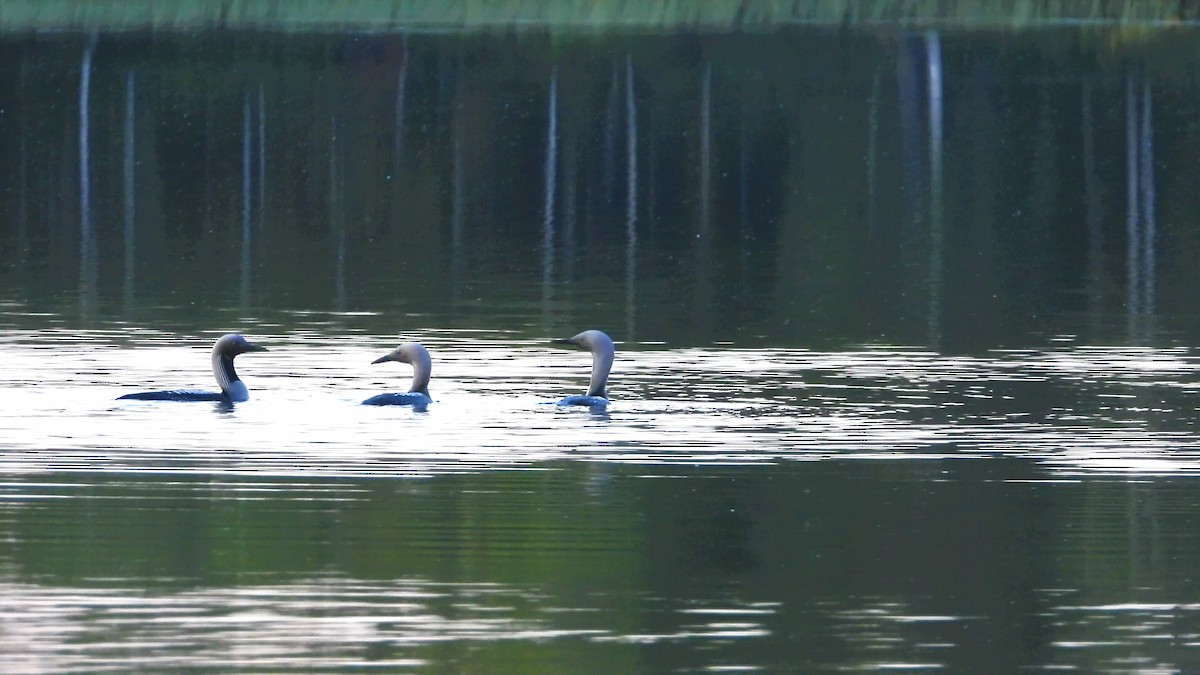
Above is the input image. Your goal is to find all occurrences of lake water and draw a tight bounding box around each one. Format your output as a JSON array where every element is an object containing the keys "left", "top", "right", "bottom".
[{"left": 3, "top": 26, "right": 1200, "bottom": 672}]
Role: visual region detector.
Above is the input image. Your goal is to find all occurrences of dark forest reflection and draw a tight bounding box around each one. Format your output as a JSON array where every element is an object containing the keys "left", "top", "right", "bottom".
[
  {"left": 2, "top": 30, "right": 1199, "bottom": 349},
  {"left": 6, "top": 26, "right": 1200, "bottom": 674}
]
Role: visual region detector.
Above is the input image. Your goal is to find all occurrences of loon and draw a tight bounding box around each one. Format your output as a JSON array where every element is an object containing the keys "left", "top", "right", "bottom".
[
  {"left": 117, "top": 333, "right": 267, "bottom": 403},
  {"left": 362, "top": 342, "right": 433, "bottom": 408},
  {"left": 553, "top": 329, "right": 614, "bottom": 408}
]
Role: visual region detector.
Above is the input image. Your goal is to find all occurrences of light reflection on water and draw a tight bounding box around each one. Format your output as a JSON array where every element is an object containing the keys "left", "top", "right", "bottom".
[
  {"left": 6, "top": 328, "right": 1200, "bottom": 671},
  {"left": 3, "top": 572, "right": 1196, "bottom": 672},
  {"left": 1, "top": 329, "right": 1198, "bottom": 478},
  {"left": 0, "top": 577, "right": 608, "bottom": 671}
]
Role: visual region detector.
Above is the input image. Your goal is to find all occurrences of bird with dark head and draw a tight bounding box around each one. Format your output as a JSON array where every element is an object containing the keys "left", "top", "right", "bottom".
[{"left": 117, "top": 333, "right": 267, "bottom": 403}]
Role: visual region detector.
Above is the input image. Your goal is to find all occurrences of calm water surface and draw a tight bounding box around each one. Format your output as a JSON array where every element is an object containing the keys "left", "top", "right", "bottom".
[
  {"left": 3, "top": 26, "right": 1200, "bottom": 673},
  {"left": 3, "top": 325, "right": 1200, "bottom": 671}
]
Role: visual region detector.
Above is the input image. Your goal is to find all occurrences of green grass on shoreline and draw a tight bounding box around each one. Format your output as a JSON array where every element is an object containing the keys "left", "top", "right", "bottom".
[{"left": 1, "top": 0, "right": 1198, "bottom": 34}]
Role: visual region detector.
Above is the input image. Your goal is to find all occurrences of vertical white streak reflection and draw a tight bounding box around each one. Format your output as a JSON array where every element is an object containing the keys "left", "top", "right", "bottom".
[
  {"left": 241, "top": 91, "right": 253, "bottom": 308},
  {"left": 78, "top": 33, "right": 97, "bottom": 320},
  {"left": 123, "top": 71, "right": 136, "bottom": 305},
  {"left": 866, "top": 65, "right": 881, "bottom": 237},
  {"left": 78, "top": 34, "right": 94, "bottom": 237},
  {"left": 451, "top": 98, "right": 464, "bottom": 286},
  {"left": 738, "top": 101, "right": 750, "bottom": 288},
  {"left": 699, "top": 61, "right": 712, "bottom": 237},
  {"left": 625, "top": 54, "right": 638, "bottom": 339},
  {"left": 258, "top": 83, "right": 266, "bottom": 228},
  {"left": 738, "top": 101, "right": 749, "bottom": 233},
  {"left": 1139, "top": 80, "right": 1155, "bottom": 315},
  {"left": 647, "top": 117, "right": 658, "bottom": 232},
  {"left": 1125, "top": 74, "right": 1140, "bottom": 318},
  {"left": 925, "top": 31, "right": 943, "bottom": 347},
  {"left": 331, "top": 116, "right": 345, "bottom": 311},
  {"left": 603, "top": 62, "right": 619, "bottom": 205},
  {"left": 696, "top": 61, "right": 714, "bottom": 337},
  {"left": 1081, "top": 79, "right": 1105, "bottom": 334},
  {"left": 542, "top": 65, "right": 559, "bottom": 319},
  {"left": 394, "top": 33, "right": 409, "bottom": 169},
  {"left": 17, "top": 58, "right": 29, "bottom": 265}
]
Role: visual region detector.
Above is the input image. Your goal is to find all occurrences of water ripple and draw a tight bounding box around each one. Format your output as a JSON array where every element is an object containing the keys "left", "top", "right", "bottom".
[
  {"left": 0, "top": 575, "right": 768, "bottom": 672},
  {"left": 2, "top": 330, "right": 1199, "bottom": 478}
]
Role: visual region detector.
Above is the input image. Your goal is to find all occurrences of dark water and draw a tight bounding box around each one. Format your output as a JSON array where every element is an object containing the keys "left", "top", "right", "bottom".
[{"left": 3, "top": 27, "right": 1200, "bottom": 671}]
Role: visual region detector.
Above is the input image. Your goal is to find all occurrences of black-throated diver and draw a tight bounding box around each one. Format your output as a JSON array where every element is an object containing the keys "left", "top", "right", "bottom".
[
  {"left": 362, "top": 342, "right": 433, "bottom": 408},
  {"left": 553, "top": 329, "right": 613, "bottom": 408},
  {"left": 117, "top": 333, "right": 267, "bottom": 403}
]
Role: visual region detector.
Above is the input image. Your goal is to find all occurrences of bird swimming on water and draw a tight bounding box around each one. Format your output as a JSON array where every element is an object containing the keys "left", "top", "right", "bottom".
[
  {"left": 553, "top": 329, "right": 614, "bottom": 408},
  {"left": 117, "top": 333, "right": 267, "bottom": 403},
  {"left": 362, "top": 342, "right": 433, "bottom": 408}
]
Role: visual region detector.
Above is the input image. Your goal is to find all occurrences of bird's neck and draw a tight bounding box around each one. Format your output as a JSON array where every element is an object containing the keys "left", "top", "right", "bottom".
[
  {"left": 212, "top": 352, "right": 239, "bottom": 393},
  {"left": 409, "top": 354, "right": 432, "bottom": 396},
  {"left": 587, "top": 349, "right": 613, "bottom": 398}
]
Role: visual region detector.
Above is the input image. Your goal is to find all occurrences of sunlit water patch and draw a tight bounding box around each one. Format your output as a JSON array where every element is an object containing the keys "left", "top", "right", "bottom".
[
  {"left": 0, "top": 576, "right": 771, "bottom": 672},
  {"left": 2, "top": 330, "right": 1200, "bottom": 478}
]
